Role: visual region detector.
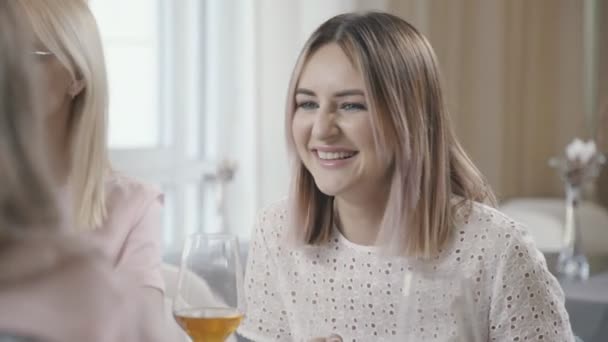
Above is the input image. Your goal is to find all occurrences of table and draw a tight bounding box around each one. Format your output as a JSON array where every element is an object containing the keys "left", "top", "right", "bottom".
[{"left": 561, "top": 272, "right": 608, "bottom": 342}]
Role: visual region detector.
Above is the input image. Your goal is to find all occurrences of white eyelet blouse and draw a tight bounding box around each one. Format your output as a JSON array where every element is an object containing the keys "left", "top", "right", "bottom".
[{"left": 238, "top": 200, "right": 575, "bottom": 342}]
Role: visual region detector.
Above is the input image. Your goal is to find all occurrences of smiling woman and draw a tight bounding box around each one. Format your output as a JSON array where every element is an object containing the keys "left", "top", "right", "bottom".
[
  {"left": 291, "top": 43, "right": 390, "bottom": 246},
  {"left": 293, "top": 44, "right": 382, "bottom": 198},
  {"left": 238, "top": 11, "right": 575, "bottom": 342},
  {"left": 285, "top": 13, "right": 497, "bottom": 256}
]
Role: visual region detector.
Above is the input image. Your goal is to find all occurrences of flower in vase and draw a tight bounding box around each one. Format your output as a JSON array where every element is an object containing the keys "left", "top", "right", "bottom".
[
  {"left": 566, "top": 138, "right": 597, "bottom": 165},
  {"left": 551, "top": 138, "right": 606, "bottom": 187}
]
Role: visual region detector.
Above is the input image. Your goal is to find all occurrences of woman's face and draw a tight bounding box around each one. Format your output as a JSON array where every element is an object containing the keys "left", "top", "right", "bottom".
[{"left": 291, "top": 43, "right": 392, "bottom": 202}]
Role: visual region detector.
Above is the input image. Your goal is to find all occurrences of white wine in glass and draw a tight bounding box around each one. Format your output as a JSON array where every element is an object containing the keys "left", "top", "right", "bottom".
[{"left": 173, "top": 233, "right": 244, "bottom": 342}]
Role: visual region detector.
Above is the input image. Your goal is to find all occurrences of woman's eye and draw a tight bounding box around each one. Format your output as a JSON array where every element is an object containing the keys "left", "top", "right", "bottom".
[
  {"left": 296, "top": 101, "right": 318, "bottom": 110},
  {"left": 340, "top": 102, "right": 367, "bottom": 111}
]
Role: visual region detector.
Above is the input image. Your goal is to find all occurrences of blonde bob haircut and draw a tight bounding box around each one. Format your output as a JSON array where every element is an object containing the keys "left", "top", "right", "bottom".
[
  {"left": 17, "top": 0, "right": 110, "bottom": 230},
  {"left": 0, "top": 1, "right": 61, "bottom": 232},
  {"left": 286, "top": 12, "right": 496, "bottom": 258}
]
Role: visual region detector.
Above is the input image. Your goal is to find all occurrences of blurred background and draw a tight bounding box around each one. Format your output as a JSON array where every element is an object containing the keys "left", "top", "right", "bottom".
[{"left": 89, "top": 0, "right": 607, "bottom": 256}]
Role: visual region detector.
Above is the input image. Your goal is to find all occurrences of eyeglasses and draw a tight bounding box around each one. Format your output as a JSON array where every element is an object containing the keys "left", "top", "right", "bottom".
[{"left": 31, "top": 50, "right": 53, "bottom": 56}]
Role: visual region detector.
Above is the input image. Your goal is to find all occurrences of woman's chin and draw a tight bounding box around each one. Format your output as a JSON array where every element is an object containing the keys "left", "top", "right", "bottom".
[{"left": 314, "top": 183, "right": 344, "bottom": 198}]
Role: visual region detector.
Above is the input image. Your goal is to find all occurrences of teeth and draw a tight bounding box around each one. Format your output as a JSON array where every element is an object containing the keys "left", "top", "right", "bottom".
[{"left": 317, "top": 151, "right": 356, "bottom": 160}]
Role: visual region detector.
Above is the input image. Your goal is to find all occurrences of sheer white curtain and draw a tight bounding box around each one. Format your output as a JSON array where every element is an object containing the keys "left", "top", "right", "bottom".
[{"left": 92, "top": 0, "right": 213, "bottom": 253}]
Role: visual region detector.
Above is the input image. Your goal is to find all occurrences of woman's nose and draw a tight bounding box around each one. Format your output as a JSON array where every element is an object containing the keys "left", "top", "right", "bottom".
[{"left": 311, "top": 110, "right": 339, "bottom": 140}]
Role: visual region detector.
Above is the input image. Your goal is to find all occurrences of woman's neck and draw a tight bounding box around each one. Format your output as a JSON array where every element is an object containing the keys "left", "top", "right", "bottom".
[{"left": 334, "top": 193, "right": 388, "bottom": 246}]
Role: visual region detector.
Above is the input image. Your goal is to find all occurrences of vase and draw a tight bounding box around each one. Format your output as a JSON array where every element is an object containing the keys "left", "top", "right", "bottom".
[
  {"left": 555, "top": 181, "right": 589, "bottom": 281},
  {"left": 550, "top": 148, "right": 605, "bottom": 282}
]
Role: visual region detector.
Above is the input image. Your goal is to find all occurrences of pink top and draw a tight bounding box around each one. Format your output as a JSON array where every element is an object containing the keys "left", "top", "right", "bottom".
[
  {"left": 90, "top": 172, "right": 165, "bottom": 292},
  {"left": 0, "top": 173, "right": 166, "bottom": 341}
]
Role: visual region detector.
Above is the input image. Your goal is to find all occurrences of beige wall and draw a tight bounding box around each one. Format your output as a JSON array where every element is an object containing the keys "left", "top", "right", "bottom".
[{"left": 387, "top": 0, "right": 588, "bottom": 201}]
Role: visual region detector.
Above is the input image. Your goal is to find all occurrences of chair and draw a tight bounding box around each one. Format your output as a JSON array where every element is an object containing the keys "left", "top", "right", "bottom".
[{"left": 499, "top": 198, "right": 608, "bottom": 255}]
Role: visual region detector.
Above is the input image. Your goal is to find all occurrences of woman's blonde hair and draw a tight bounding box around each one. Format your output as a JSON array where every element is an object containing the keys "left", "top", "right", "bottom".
[
  {"left": 0, "top": 1, "right": 61, "bottom": 232},
  {"left": 17, "top": 0, "right": 110, "bottom": 230},
  {"left": 286, "top": 12, "right": 496, "bottom": 257}
]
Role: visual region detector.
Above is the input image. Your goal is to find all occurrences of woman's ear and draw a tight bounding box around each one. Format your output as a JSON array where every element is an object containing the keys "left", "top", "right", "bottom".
[{"left": 68, "top": 79, "right": 85, "bottom": 98}]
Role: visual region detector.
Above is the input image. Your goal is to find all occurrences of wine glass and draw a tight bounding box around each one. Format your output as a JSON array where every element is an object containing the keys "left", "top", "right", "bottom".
[{"left": 173, "top": 233, "right": 245, "bottom": 342}]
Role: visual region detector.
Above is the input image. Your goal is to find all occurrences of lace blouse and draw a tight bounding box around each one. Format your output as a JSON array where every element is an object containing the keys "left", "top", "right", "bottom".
[{"left": 238, "top": 200, "right": 574, "bottom": 342}]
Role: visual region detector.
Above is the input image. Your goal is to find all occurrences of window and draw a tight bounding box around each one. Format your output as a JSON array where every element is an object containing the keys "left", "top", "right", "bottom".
[
  {"left": 90, "top": 0, "right": 161, "bottom": 148},
  {"left": 90, "top": 0, "right": 218, "bottom": 255}
]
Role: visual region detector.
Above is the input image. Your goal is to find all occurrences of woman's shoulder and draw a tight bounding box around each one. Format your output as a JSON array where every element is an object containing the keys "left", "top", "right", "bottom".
[
  {"left": 448, "top": 200, "right": 541, "bottom": 263},
  {"left": 454, "top": 200, "right": 531, "bottom": 240},
  {"left": 252, "top": 198, "right": 289, "bottom": 244},
  {"left": 95, "top": 172, "right": 164, "bottom": 260},
  {"left": 103, "top": 172, "right": 163, "bottom": 225},
  {"left": 428, "top": 200, "right": 549, "bottom": 291},
  {"left": 105, "top": 171, "right": 163, "bottom": 206},
  {"left": 257, "top": 198, "right": 289, "bottom": 221}
]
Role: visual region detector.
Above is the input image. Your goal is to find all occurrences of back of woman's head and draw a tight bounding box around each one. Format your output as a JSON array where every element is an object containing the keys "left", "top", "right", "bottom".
[
  {"left": 0, "top": 1, "right": 60, "bottom": 233},
  {"left": 16, "top": 0, "right": 110, "bottom": 230},
  {"left": 286, "top": 12, "right": 495, "bottom": 257}
]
